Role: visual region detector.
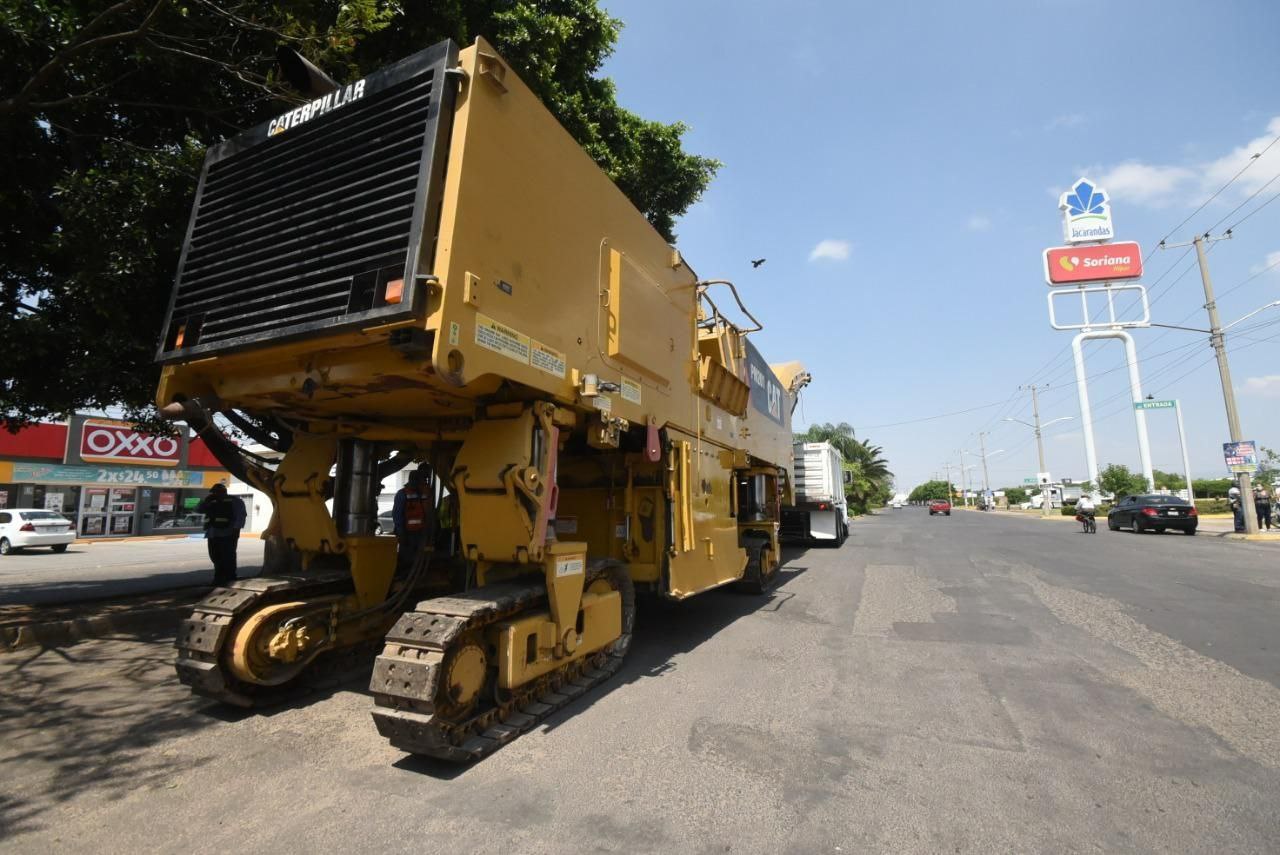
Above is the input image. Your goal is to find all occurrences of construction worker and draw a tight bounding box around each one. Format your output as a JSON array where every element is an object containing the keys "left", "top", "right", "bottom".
[
  {"left": 392, "top": 464, "right": 434, "bottom": 572},
  {"left": 196, "top": 483, "right": 246, "bottom": 586}
]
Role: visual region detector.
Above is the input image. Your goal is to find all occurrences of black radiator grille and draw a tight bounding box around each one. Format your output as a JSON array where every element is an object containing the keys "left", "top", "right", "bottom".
[{"left": 158, "top": 41, "right": 457, "bottom": 361}]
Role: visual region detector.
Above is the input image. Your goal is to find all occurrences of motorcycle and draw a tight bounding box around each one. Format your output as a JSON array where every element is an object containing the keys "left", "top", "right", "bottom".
[{"left": 1075, "top": 510, "right": 1097, "bottom": 534}]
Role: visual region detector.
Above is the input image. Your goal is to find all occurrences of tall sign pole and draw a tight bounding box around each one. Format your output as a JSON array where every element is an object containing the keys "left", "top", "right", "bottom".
[
  {"left": 1044, "top": 178, "right": 1155, "bottom": 496},
  {"left": 1193, "top": 235, "right": 1257, "bottom": 534},
  {"left": 1175, "top": 400, "right": 1194, "bottom": 503}
]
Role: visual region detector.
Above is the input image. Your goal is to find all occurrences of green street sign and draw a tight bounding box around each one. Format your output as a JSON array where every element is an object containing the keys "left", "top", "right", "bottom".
[
  {"left": 1134, "top": 399, "right": 1176, "bottom": 410},
  {"left": 1023, "top": 477, "right": 1037, "bottom": 485}
]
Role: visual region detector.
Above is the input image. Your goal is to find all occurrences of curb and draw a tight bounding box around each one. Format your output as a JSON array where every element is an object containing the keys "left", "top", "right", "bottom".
[{"left": 2, "top": 605, "right": 188, "bottom": 652}]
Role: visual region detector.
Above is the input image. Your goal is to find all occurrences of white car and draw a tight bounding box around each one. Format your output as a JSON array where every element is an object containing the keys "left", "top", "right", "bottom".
[{"left": 0, "top": 509, "right": 75, "bottom": 554}]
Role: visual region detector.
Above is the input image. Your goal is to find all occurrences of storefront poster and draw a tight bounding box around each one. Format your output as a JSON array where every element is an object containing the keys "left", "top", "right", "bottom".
[
  {"left": 183, "top": 497, "right": 202, "bottom": 510},
  {"left": 86, "top": 487, "right": 108, "bottom": 511},
  {"left": 111, "top": 515, "right": 133, "bottom": 534},
  {"left": 158, "top": 491, "right": 176, "bottom": 512},
  {"left": 12, "top": 462, "right": 204, "bottom": 487},
  {"left": 81, "top": 516, "right": 106, "bottom": 536},
  {"left": 44, "top": 493, "right": 64, "bottom": 512},
  {"left": 0, "top": 490, "right": 7, "bottom": 508}
]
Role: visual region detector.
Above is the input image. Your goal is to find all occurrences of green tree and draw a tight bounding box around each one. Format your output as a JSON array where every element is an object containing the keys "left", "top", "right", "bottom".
[
  {"left": 908, "top": 480, "right": 952, "bottom": 503},
  {"left": 1, "top": 0, "right": 719, "bottom": 426},
  {"left": 1003, "top": 486, "right": 1028, "bottom": 505},
  {"left": 1098, "top": 463, "right": 1148, "bottom": 499},
  {"left": 1152, "top": 469, "right": 1186, "bottom": 490}
]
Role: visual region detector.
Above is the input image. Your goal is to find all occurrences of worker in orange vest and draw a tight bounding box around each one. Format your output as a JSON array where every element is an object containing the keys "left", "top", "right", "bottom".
[{"left": 392, "top": 464, "right": 434, "bottom": 572}]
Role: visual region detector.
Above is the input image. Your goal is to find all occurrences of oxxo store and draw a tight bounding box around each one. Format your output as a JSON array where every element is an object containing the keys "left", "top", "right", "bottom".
[{"left": 0, "top": 415, "right": 233, "bottom": 538}]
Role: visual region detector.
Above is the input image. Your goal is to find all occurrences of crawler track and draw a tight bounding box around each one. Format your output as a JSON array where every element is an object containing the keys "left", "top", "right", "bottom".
[
  {"left": 174, "top": 572, "right": 391, "bottom": 707},
  {"left": 370, "top": 561, "right": 634, "bottom": 763}
]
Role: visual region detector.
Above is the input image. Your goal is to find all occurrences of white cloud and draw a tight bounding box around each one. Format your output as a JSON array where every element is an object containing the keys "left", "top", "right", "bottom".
[
  {"left": 808, "top": 239, "right": 851, "bottom": 262},
  {"left": 1046, "top": 113, "right": 1087, "bottom": 131},
  {"left": 967, "top": 214, "right": 992, "bottom": 231},
  {"left": 1239, "top": 375, "right": 1280, "bottom": 398},
  {"left": 1249, "top": 250, "right": 1280, "bottom": 275},
  {"left": 1092, "top": 162, "right": 1194, "bottom": 208},
  {"left": 1088, "top": 116, "right": 1280, "bottom": 209}
]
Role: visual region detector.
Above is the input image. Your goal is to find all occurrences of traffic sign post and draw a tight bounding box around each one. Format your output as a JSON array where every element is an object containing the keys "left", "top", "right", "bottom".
[{"left": 1133, "top": 399, "right": 1194, "bottom": 502}]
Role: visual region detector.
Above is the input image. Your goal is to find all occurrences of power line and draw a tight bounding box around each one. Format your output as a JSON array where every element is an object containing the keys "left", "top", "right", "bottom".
[
  {"left": 1207, "top": 170, "right": 1280, "bottom": 232},
  {"left": 1224, "top": 186, "right": 1280, "bottom": 232}
]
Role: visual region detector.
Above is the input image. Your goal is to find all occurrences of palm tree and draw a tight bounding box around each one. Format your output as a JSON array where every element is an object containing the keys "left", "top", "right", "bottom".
[{"left": 799, "top": 424, "right": 893, "bottom": 512}]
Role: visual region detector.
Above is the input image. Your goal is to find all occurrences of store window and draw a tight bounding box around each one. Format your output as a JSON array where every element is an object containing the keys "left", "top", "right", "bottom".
[{"left": 151, "top": 488, "right": 206, "bottom": 531}]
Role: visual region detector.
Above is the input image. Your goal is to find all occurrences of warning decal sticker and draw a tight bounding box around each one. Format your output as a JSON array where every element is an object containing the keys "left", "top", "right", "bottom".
[
  {"left": 475, "top": 313, "right": 530, "bottom": 363},
  {"left": 555, "top": 556, "right": 585, "bottom": 577},
  {"left": 620, "top": 377, "right": 642, "bottom": 405},
  {"left": 531, "top": 340, "right": 566, "bottom": 378}
]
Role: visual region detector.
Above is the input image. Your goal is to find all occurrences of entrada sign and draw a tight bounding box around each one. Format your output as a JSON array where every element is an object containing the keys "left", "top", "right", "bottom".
[
  {"left": 1133, "top": 399, "right": 1175, "bottom": 410},
  {"left": 1059, "top": 177, "right": 1115, "bottom": 243},
  {"left": 1043, "top": 241, "right": 1143, "bottom": 286},
  {"left": 80, "top": 418, "right": 181, "bottom": 467}
]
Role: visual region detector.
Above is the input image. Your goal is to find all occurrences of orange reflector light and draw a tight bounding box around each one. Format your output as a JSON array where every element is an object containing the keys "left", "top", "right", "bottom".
[
  {"left": 384, "top": 279, "right": 404, "bottom": 304},
  {"left": 174, "top": 324, "right": 186, "bottom": 348}
]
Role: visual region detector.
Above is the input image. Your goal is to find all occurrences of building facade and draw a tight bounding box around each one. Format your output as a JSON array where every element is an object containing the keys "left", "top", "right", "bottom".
[{"left": 0, "top": 415, "right": 235, "bottom": 538}]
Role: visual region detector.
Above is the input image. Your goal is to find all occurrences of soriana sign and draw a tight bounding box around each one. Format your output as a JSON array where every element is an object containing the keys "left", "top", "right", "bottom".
[
  {"left": 79, "top": 419, "right": 181, "bottom": 467},
  {"left": 1043, "top": 241, "right": 1143, "bottom": 286}
]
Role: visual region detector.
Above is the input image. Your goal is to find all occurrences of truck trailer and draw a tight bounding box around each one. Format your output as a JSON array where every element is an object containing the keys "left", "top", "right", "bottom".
[
  {"left": 780, "top": 441, "right": 848, "bottom": 546},
  {"left": 157, "top": 38, "right": 811, "bottom": 762}
]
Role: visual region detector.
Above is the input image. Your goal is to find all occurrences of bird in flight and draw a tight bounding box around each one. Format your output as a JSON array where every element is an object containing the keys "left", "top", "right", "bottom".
[{"left": 750, "top": 258, "right": 766, "bottom": 268}]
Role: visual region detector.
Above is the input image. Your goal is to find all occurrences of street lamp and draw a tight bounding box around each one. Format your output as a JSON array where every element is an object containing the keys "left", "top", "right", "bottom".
[{"left": 1005, "top": 411, "right": 1075, "bottom": 518}]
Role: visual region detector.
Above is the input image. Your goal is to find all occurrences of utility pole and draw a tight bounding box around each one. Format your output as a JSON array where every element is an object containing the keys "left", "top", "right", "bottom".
[
  {"left": 978, "top": 432, "right": 991, "bottom": 495},
  {"left": 958, "top": 449, "right": 969, "bottom": 507},
  {"left": 1193, "top": 234, "right": 1258, "bottom": 534},
  {"left": 1026, "top": 384, "right": 1052, "bottom": 519},
  {"left": 943, "top": 462, "right": 954, "bottom": 504}
]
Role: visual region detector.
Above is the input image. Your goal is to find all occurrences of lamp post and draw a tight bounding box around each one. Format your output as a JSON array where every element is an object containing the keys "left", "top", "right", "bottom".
[{"left": 1005, "top": 414, "right": 1074, "bottom": 518}]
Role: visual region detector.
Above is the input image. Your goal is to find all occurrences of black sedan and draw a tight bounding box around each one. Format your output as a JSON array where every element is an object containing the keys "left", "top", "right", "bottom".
[{"left": 1107, "top": 494, "right": 1198, "bottom": 534}]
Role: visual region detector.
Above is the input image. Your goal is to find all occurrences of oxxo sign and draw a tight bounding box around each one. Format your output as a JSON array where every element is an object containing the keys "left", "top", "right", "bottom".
[{"left": 79, "top": 419, "right": 181, "bottom": 467}]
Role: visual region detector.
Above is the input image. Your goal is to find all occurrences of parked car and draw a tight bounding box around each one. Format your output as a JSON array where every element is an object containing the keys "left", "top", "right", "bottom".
[
  {"left": 374, "top": 510, "right": 396, "bottom": 535},
  {"left": 1107, "top": 494, "right": 1198, "bottom": 534},
  {"left": 0, "top": 509, "right": 75, "bottom": 554},
  {"left": 928, "top": 499, "right": 952, "bottom": 516}
]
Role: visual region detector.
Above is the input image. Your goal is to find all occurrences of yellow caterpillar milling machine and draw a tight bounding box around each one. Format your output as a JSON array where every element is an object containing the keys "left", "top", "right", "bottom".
[{"left": 158, "top": 38, "right": 811, "bottom": 761}]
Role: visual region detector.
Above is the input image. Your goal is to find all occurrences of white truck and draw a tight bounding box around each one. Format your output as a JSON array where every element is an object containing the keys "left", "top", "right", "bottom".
[{"left": 781, "top": 441, "right": 849, "bottom": 546}]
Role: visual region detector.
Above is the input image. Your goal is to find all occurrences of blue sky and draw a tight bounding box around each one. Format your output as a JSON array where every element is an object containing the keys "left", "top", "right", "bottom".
[{"left": 599, "top": 0, "right": 1280, "bottom": 491}]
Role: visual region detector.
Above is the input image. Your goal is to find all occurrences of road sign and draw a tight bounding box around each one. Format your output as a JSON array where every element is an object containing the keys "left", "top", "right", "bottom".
[
  {"left": 1043, "top": 241, "right": 1143, "bottom": 286},
  {"left": 1023, "top": 477, "right": 1037, "bottom": 485},
  {"left": 1223, "top": 440, "right": 1259, "bottom": 474},
  {"left": 1134, "top": 399, "right": 1175, "bottom": 410},
  {"left": 1059, "top": 177, "right": 1115, "bottom": 244}
]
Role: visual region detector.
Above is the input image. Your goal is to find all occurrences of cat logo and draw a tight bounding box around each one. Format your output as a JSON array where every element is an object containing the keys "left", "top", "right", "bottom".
[{"left": 267, "top": 79, "right": 368, "bottom": 138}]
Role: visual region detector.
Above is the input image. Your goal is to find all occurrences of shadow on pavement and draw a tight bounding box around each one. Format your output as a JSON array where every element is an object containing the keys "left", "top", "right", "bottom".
[{"left": 0, "top": 631, "right": 217, "bottom": 841}]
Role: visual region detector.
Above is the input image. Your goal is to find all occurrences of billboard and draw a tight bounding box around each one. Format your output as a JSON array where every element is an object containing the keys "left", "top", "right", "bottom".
[{"left": 1043, "top": 241, "right": 1143, "bottom": 286}]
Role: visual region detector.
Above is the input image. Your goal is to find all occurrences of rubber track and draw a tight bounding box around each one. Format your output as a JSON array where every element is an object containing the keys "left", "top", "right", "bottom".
[
  {"left": 369, "top": 562, "right": 631, "bottom": 763},
  {"left": 173, "top": 571, "right": 380, "bottom": 707}
]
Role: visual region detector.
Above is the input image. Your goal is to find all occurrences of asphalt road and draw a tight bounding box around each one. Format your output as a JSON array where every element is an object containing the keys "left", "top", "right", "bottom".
[
  {"left": 0, "top": 539, "right": 265, "bottom": 606},
  {"left": 2, "top": 509, "right": 1278, "bottom": 853}
]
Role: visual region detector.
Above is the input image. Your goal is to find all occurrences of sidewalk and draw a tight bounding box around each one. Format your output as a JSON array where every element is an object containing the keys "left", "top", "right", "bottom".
[{"left": 988, "top": 507, "right": 1280, "bottom": 541}]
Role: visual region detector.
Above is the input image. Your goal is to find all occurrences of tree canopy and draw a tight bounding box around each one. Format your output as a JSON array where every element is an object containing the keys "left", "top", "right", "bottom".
[
  {"left": 1097, "top": 463, "right": 1149, "bottom": 499},
  {"left": 1, "top": 0, "right": 720, "bottom": 426},
  {"left": 908, "top": 480, "right": 952, "bottom": 503}
]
